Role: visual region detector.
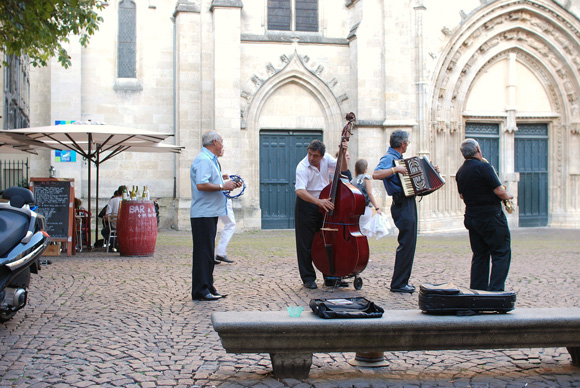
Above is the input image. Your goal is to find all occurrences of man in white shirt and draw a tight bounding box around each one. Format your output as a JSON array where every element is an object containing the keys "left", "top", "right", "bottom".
[
  {"left": 295, "top": 139, "right": 348, "bottom": 289},
  {"left": 105, "top": 187, "right": 124, "bottom": 227},
  {"left": 101, "top": 185, "right": 125, "bottom": 248}
]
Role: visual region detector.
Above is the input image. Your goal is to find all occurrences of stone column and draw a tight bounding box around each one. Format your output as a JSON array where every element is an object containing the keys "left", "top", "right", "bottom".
[
  {"left": 50, "top": 40, "right": 82, "bottom": 124},
  {"left": 210, "top": 1, "right": 244, "bottom": 223},
  {"left": 46, "top": 40, "right": 84, "bottom": 192},
  {"left": 348, "top": 1, "right": 387, "bottom": 209},
  {"left": 173, "top": 1, "right": 201, "bottom": 230},
  {"left": 211, "top": 0, "right": 242, "bottom": 134},
  {"left": 352, "top": 0, "right": 384, "bottom": 121},
  {"left": 29, "top": 65, "right": 52, "bottom": 179},
  {"left": 503, "top": 53, "right": 518, "bottom": 227}
]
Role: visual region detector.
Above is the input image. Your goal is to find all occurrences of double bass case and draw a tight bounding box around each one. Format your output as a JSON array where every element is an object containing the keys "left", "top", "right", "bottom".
[{"left": 418, "top": 283, "right": 516, "bottom": 314}]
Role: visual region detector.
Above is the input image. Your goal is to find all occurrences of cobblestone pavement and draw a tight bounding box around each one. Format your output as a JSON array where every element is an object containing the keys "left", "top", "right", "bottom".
[{"left": 1, "top": 227, "right": 579, "bottom": 388}]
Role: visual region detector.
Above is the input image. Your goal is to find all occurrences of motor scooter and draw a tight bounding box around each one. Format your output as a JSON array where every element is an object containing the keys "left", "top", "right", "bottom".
[{"left": 0, "top": 187, "right": 50, "bottom": 322}]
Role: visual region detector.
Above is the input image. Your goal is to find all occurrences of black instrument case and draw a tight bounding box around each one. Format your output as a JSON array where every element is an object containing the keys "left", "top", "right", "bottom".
[{"left": 418, "top": 283, "right": 516, "bottom": 315}]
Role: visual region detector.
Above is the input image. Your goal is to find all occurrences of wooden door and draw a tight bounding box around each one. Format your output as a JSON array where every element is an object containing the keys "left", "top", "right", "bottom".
[
  {"left": 260, "top": 131, "right": 321, "bottom": 229},
  {"left": 515, "top": 124, "right": 548, "bottom": 227}
]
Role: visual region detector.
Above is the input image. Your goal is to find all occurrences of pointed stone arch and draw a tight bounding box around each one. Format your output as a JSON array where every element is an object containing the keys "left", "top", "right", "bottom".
[
  {"left": 243, "top": 51, "right": 347, "bottom": 136},
  {"left": 430, "top": 0, "right": 580, "bottom": 135},
  {"left": 428, "top": 0, "right": 580, "bottom": 225},
  {"left": 242, "top": 52, "right": 349, "bottom": 227}
]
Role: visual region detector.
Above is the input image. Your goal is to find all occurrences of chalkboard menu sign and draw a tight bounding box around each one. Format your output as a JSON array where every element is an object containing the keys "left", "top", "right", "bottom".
[{"left": 30, "top": 178, "right": 75, "bottom": 256}]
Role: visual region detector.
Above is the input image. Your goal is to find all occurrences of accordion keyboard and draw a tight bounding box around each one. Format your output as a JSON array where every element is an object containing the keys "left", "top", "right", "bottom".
[{"left": 394, "top": 159, "right": 416, "bottom": 197}]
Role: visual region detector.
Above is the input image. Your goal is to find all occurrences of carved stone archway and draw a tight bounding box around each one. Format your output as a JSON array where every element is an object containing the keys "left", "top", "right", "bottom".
[
  {"left": 431, "top": 0, "right": 580, "bottom": 134},
  {"left": 428, "top": 0, "right": 580, "bottom": 225}
]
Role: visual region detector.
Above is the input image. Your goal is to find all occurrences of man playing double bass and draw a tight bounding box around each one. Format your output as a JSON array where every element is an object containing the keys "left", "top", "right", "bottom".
[{"left": 295, "top": 139, "right": 349, "bottom": 290}]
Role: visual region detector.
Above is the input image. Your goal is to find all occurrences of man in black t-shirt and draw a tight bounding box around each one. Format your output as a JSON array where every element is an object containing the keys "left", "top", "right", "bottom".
[{"left": 456, "top": 139, "right": 514, "bottom": 291}]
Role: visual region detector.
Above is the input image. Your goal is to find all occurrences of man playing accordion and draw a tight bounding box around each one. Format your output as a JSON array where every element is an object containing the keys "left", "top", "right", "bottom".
[{"left": 373, "top": 130, "right": 439, "bottom": 293}]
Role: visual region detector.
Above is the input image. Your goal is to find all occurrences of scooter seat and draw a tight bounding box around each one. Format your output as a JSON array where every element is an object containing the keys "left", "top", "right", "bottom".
[
  {"left": 0, "top": 210, "right": 30, "bottom": 258},
  {"left": 2, "top": 187, "right": 34, "bottom": 208}
]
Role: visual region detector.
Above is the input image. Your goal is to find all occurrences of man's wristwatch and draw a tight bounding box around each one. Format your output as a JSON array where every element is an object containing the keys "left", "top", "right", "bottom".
[{"left": 219, "top": 183, "right": 224, "bottom": 191}]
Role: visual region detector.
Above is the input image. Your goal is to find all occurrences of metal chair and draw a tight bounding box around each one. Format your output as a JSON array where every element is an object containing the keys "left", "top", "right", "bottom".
[
  {"left": 76, "top": 209, "right": 91, "bottom": 252},
  {"left": 104, "top": 215, "right": 118, "bottom": 253}
]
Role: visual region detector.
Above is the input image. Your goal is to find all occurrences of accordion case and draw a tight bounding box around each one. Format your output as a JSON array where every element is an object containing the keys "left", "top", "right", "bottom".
[{"left": 418, "top": 283, "right": 516, "bottom": 315}]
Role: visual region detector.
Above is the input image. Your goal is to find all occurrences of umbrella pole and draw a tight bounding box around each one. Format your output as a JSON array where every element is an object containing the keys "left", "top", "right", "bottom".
[
  {"left": 96, "top": 152, "right": 100, "bottom": 249},
  {"left": 87, "top": 138, "right": 93, "bottom": 250}
]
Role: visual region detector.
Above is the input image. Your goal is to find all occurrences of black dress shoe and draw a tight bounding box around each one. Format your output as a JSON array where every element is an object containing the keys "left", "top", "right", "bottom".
[
  {"left": 193, "top": 292, "right": 222, "bottom": 301},
  {"left": 216, "top": 255, "right": 234, "bottom": 263},
  {"left": 214, "top": 259, "right": 221, "bottom": 264},
  {"left": 390, "top": 285, "right": 415, "bottom": 293},
  {"left": 210, "top": 291, "right": 227, "bottom": 298},
  {"left": 303, "top": 281, "right": 318, "bottom": 289}
]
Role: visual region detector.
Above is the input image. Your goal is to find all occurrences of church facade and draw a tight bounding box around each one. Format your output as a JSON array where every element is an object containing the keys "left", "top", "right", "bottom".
[{"left": 9, "top": 0, "right": 580, "bottom": 232}]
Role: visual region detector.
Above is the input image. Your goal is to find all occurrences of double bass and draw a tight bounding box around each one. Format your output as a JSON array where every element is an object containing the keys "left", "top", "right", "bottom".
[{"left": 311, "top": 112, "right": 369, "bottom": 290}]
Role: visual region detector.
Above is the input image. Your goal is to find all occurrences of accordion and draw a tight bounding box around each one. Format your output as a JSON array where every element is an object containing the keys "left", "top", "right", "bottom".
[{"left": 394, "top": 156, "right": 445, "bottom": 197}]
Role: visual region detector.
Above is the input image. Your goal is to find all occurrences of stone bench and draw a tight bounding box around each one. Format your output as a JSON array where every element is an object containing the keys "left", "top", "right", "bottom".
[{"left": 212, "top": 307, "right": 580, "bottom": 379}]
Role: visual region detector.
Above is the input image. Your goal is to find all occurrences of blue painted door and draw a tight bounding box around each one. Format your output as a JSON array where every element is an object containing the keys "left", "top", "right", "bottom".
[
  {"left": 260, "top": 131, "right": 322, "bottom": 229},
  {"left": 515, "top": 124, "right": 548, "bottom": 227}
]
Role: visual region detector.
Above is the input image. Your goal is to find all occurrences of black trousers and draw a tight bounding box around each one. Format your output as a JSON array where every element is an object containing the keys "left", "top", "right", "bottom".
[
  {"left": 190, "top": 217, "right": 218, "bottom": 298},
  {"left": 295, "top": 196, "right": 323, "bottom": 283},
  {"left": 464, "top": 212, "right": 511, "bottom": 291},
  {"left": 390, "top": 193, "right": 417, "bottom": 289}
]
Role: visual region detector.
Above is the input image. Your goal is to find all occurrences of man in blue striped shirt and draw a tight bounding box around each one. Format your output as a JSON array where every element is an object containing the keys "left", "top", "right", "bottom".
[{"left": 190, "top": 130, "right": 241, "bottom": 301}]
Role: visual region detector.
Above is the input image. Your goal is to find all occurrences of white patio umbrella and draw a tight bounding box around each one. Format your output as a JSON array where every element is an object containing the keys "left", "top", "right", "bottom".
[
  {"left": 0, "top": 143, "right": 38, "bottom": 155},
  {"left": 99, "top": 142, "right": 185, "bottom": 161},
  {"left": 0, "top": 122, "right": 177, "bottom": 248},
  {"left": 0, "top": 131, "right": 58, "bottom": 155}
]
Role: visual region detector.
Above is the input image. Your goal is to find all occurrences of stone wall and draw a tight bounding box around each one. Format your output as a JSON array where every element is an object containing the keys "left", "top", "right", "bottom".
[{"left": 19, "top": 0, "right": 580, "bottom": 233}]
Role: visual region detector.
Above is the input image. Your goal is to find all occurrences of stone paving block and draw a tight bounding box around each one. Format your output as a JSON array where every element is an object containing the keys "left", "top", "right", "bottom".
[{"left": 1, "top": 229, "right": 580, "bottom": 387}]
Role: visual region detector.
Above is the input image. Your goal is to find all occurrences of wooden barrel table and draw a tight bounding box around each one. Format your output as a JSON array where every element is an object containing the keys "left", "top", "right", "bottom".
[{"left": 116, "top": 200, "right": 157, "bottom": 256}]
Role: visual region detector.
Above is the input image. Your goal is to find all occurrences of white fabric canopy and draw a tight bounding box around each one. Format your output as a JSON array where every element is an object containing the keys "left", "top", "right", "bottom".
[{"left": 0, "top": 122, "right": 181, "bottom": 248}]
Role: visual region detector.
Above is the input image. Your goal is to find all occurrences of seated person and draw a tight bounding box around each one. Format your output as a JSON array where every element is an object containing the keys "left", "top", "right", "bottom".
[{"left": 101, "top": 185, "right": 125, "bottom": 249}]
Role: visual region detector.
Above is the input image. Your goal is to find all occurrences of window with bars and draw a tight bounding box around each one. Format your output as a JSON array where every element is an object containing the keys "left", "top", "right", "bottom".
[
  {"left": 268, "top": 0, "right": 318, "bottom": 32},
  {"left": 465, "top": 123, "right": 500, "bottom": 169},
  {"left": 0, "top": 160, "right": 29, "bottom": 191},
  {"left": 118, "top": 0, "right": 137, "bottom": 78}
]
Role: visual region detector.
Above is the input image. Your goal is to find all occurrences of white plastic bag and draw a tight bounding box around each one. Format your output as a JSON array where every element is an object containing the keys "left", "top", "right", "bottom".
[{"left": 367, "top": 213, "right": 391, "bottom": 240}]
